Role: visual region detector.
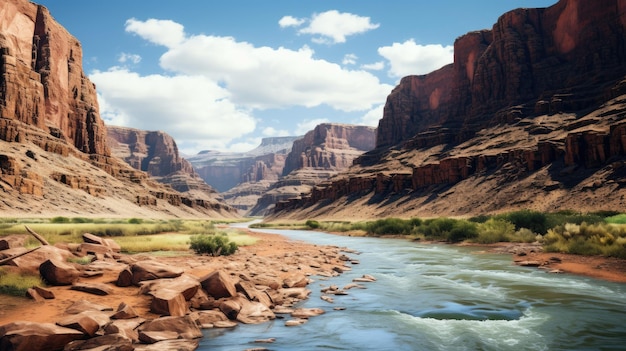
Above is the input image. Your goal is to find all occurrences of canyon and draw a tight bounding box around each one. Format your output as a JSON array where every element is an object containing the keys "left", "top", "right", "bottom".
[
  {"left": 0, "top": 0, "right": 237, "bottom": 218},
  {"left": 271, "top": 0, "right": 626, "bottom": 220}
]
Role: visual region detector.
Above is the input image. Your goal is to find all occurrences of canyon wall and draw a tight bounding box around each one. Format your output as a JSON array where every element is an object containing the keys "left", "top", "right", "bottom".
[
  {"left": 272, "top": 0, "right": 626, "bottom": 220},
  {"left": 0, "top": 0, "right": 237, "bottom": 217}
]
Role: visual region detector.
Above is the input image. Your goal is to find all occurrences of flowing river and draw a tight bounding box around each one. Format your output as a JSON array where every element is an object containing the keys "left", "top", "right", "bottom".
[{"left": 198, "top": 227, "right": 626, "bottom": 351}]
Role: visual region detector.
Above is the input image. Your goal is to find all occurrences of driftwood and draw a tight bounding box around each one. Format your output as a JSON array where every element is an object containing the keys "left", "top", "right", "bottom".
[
  {"left": 25, "top": 225, "right": 50, "bottom": 246},
  {"left": 0, "top": 246, "right": 42, "bottom": 265}
]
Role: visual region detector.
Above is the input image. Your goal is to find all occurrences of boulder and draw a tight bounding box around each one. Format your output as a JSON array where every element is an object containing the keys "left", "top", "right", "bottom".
[
  {"left": 137, "top": 315, "right": 202, "bottom": 343},
  {"left": 103, "top": 318, "right": 144, "bottom": 342},
  {"left": 26, "top": 287, "right": 45, "bottom": 302},
  {"left": 131, "top": 260, "right": 184, "bottom": 285},
  {"left": 63, "top": 334, "right": 133, "bottom": 351},
  {"left": 199, "top": 270, "right": 237, "bottom": 299},
  {"left": 0, "top": 235, "right": 26, "bottom": 250},
  {"left": 234, "top": 297, "right": 275, "bottom": 324},
  {"left": 70, "top": 282, "right": 114, "bottom": 296},
  {"left": 115, "top": 267, "right": 133, "bottom": 287},
  {"left": 39, "top": 259, "right": 80, "bottom": 286},
  {"left": 285, "top": 318, "right": 308, "bottom": 326},
  {"left": 9, "top": 246, "right": 73, "bottom": 274},
  {"left": 78, "top": 243, "right": 112, "bottom": 256},
  {"left": 82, "top": 233, "right": 105, "bottom": 245},
  {"left": 56, "top": 311, "right": 110, "bottom": 336},
  {"left": 149, "top": 288, "right": 188, "bottom": 317},
  {"left": 33, "top": 286, "right": 55, "bottom": 299},
  {"left": 110, "top": 302, "right": 139, "bottom": 319},
  {"left": 218, "top": 299, "right": 242, "bottom": 320},
  {"left": 291, "top": 308, "right": 325, "bottom": 319},
  {"left": 103, "top": 239, "right": 121, "bottom": 253},
  {"left": 236, "top": 281, "right": 273, "bottom": 308},
  {"left": 0, "top": 322, "right": 84, "bottom": 351},
  {"left": 282, "top": 274, "right": 309, "bottom": 288},
  {"left": 139, "top": 274, "right": 200, "bottom": 301},
  {"left": 189, "top": 310, "right": 229, "bottom": 329},
  {"left": 189, "top": 288, "right": 215, "bottom": 310},
  {"left": 65, "top": 299, "right": 113, "bottom": 314}
]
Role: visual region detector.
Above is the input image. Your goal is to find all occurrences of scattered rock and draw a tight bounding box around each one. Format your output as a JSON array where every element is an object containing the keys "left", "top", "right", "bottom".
[
  {"left": 133, "top": 339, "right": 199, "bottom": 351},
  {"left": 149, "top": 288, "right": 189, "bottom": 317},
  {"left": 137, "top": 315, "right": 202, "bottom": 343},
  {"left": 517, "top": 260, "right": 543, "bottom": 267},
  {"left": 0, "top": 322, "right": 84, "bottom": 351},
  {"left": 291, "top": 308, "right": 325, "bottom": 319},
  {"left": 284, "top": 318, "right": 308, "bottom": 326},
  {"left": 63, "top": 333, "right": 134, "bottom": 351},
  {"left": 140, "top": 274, "right": 200, "bottom": 301},
  {"left": 39, "top": 258, "right": 80, "bottom": 285},
  {"left": 26, "top": 288, "right": 45, "bottom": 302},
  {"left": 71, "top": 282, "right": 114, "bottom": 296},
  {"left": 200, "top": 270, "right": 238, "bottom": 299},
  {"left": 103, "top": 318, "right": 144, "bottom": 342},
  {"left": 111, "top": 302, "right": 139, "bottom": 319},
  {"left": 131, "top": 260, "right": 184, "bottom": 285},
  {"left": 56, "top": 310, "right": 110, "bottom": 336},
  {"left": 116, "top": 267, "right": 133, "bottom": 287},
  {"left": 189, "top": 310, "right": 229, "bottom": 328},
  {"left": 352, "top": 274, "right": 376, "bottom": 282},
  {"left": 65, "top": 299, "right": 113, "bottom": 314}
]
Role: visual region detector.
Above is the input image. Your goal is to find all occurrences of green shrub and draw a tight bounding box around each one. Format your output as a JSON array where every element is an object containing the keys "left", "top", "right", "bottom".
[
  {"left": 365, "top": 218, "right": 416, "bottom": 236},
  {"left": 448, "top": 221, "right": 479, "bottom": 242},
  {"left": 70, "top": 217, "right": 92, "bottom": 223},
  {"left": 497, "top": 210, "right": 548, "bottom": 234},
  {"left": 50, "top": 216, "right": 70, "bottom": 223},
  {"left": 542, "top": 222, "right": 626, "bottom": 258},
  {"left": 420, "top": 218, "right": 457, "bottom": 240},
  {"left": 305, "top": 220, "right": 320, "bottom": 229},
  {"left": 605, "top": 214, "right": 626, "bottom": 224},
  {"left": 128, "top": 218, "right": 143, "bottom": 224},
  {"left": 475, "top": 218, "right": 515, "bottom": 244},
  {"left": 190, "top": 234, "right": 238, "bottom": 256}
]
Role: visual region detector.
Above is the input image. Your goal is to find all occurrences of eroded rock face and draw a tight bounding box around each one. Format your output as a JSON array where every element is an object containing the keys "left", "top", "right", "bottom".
[
  {"left": 106, "top": 126, "right": 193, "bottom": 177},
  {"left": 272, "top": 0, "right": 626, "bottom": 219}
]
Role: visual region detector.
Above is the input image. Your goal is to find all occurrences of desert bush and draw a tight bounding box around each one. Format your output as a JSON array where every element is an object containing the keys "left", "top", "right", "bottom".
[
  {"left": 190, "top": 234, "right": 238, "bottom": 256},
  {"left": 365, "top": 218, "right": 417, "bottom": 236},
  {"left": 475, "top": 218, "right": 516, "bottom": 244},
  {"left": 419, "top": 218, "right": 457, "bottom": 240},
  {"left": 496, "top": 210, "right": 548, "bottom": 234},
  {"left": 448, "top": 220, "right": 479, "bottom": 242},
  {"left": 468, "top": 214, "right": 492, "bottom": 223},
  {"left": 0, "top": 268, "right": 45, "bottom": 296},
  {"left": 70, "top": 217, "right": 92, "bottom": 223},
  {"left": 128, "top": 218, "right": 143, "bottom": 224},
  {"left": 543, "top": 222, "right": 626, "bottom": 258},
  {"left": 50, "top": 216, "right": 70, "bottom": 223},
  {"left": 605, "top": 214, "right": 626, "bottom": 224},
  {"left": 305, "top": 220, "right": 320, "bottom": 229}
]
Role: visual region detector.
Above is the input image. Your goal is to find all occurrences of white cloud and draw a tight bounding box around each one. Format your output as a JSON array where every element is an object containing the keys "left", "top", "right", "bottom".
[
  {"left": 361, "top": 61, "right": 385, "bottom": 71},
  {"left": 296, "top": 10, "right": 379, "bottom": 44},
  {"left": 118, "top": 52, "right": 141, "bottom": 64},
  {"left": 125, "top": 18, "right": 185, "bottom": 48},
  {"left": 342, "top": 53, "right": 357, "bottom": 65},
  {"left": 295, "top": 118, "right": 329, "bottom": 135},
  {"left": 378, "top": 39, "right": 454, "bottom": 77},
  {"left": 278, "top": 15, "right": 305, "bottom": 28},
  {"left": 359, "top": 104, "right": 384, "bottom": 127},
  {"left": 262, "top": 127, "right": 290, "bottom": 137},
  {"left": 91, "top": 68, "right": 256, "bottom": 152},
  {"left": 157, "top": 32, "right": 392, "bottom": 112}
]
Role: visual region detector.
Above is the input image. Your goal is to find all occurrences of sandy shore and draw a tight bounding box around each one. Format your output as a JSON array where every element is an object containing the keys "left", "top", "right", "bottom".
[{"left": 1, "top": 229, "right": 625, "bottom": 327}]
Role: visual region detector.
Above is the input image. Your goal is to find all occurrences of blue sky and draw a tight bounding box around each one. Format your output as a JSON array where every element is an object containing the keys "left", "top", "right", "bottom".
[{"left": 36, "top": 0, "right": 557, "bottom": 155}]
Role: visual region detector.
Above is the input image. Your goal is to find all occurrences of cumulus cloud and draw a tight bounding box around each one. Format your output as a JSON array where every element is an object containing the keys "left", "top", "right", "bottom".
[
  {"left": 295, "top": 118, "right": 329, "bottom": 135},
  {"left": 118, "top": 52, "right": 141, "bottom": 64},
  {"left": 359, "top": 104, "right": 384, "bottom": 127},
  {"left": 278, "top": 15, "right": 305, "bottom": 28},
  {"left": 90, "top": 68, "right": 256, "bottom": 153},
  {"left": 361, "top": 61, "right": 385, "bottom": 71},
  {"left": 378, "top": 39, "right": 454, "bottom": 77},
  {"left": 282, "top": 10, "right": 379, "bottom": 44},
  {"left": 263, "top": 127, "right": 290, "bottom": 137},
  {"left": 125, "top": 18, "right": 185, "bottom": 48},
  {"left": 157, "top": 33, "right": 392, "bottom": 112},
  {"left": 342, "top": 53, "right": 358, "bottom": 65}
]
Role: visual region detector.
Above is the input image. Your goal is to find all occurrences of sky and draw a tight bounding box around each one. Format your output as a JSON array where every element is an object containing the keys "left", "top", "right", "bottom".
[{"left": 36, "top": 1, "right": 557, "bottom": 155}]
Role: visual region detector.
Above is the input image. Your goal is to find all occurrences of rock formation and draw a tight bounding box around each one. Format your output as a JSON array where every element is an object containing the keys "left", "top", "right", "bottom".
[
  {"left": 0, "top": 0, "right": 237, "bottom": 218},
  {"left": 272, "top": 0, "right": 626, "bottom": 220},
  {"left": 250, "top": 124, "right": 376, "bottom": 216},
  {"left": 188, "top": 137, "right": 297, "bottom": 213}
]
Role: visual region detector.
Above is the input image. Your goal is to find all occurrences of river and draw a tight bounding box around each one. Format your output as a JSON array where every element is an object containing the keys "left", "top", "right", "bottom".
[{"left": 198, "top": 227, "right": 626, "bottom": 351}]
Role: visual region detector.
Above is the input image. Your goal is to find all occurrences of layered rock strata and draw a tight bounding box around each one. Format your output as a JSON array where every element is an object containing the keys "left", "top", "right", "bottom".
[{"left": 272, "top": 0, "right": 626, "bottom": 220}]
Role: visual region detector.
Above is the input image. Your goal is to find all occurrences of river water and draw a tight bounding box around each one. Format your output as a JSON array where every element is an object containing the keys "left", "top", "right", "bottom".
[{"left": 198, "top": 228, "right": 626, "bottom": 351}]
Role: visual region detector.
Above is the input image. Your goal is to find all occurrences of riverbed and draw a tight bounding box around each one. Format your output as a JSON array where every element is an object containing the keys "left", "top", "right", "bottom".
[{"left": 199, "top": 228, "right": 626, "bottom": 351}]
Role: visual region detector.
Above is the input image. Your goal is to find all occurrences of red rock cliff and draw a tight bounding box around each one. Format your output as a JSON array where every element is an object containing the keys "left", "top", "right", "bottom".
[
  {"left": 376, "top": 0, "right": 626, "bottom": 149},
  {"left": 0, "top": 0, "right": 108, "bottom": 156},
  {"left": 283, "top": 123, "right": 376, "bottom": 176}
]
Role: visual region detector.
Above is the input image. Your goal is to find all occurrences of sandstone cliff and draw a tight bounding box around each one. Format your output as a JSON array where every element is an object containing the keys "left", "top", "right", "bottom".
[
  {"left": 0, "top": 0, "right": 237, "bottom": 218},
  {"left": 272, "top": 0, "right": 626, "bottom": 220},
  {"left": 250, "top": 124, "right": 376, "bottom": 216}
]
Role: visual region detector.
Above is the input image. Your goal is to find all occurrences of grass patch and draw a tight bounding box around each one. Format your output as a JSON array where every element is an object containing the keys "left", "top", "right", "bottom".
[
  {"left": 606, "top": 214, "right": 626, "bottom": 224},
  {"left": 0, "top": 268, "right": 45, "bottom": 297}
]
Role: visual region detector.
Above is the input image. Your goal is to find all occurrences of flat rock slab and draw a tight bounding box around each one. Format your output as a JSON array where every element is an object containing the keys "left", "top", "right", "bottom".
[
  {"left": 71, "top": 282, "right": 114, "bottom": 296},
  {"left": 65, "top": 299, "right": 113, "bottom": 314},
  {"left": 0, "top": 321, "right": 84, "bottom": 351}
]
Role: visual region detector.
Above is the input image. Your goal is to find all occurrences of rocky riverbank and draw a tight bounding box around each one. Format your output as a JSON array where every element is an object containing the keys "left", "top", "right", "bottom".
[{"left": 0, "top": 230, "right": 365, "bottom": 350}]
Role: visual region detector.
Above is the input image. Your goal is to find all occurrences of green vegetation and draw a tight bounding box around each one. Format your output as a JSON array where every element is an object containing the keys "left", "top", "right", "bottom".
[
  {"left": 0, "top": 218, "right": 256, "bottom": 254},
  {"left": 190, "top": 233, "right": 238, "bottom": 256},
  {"left": 300, "top": 210, "right": 626, "bottom": 258},
  {"left": 0, "top": 268, "right": 44, "bottom": 297}
]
